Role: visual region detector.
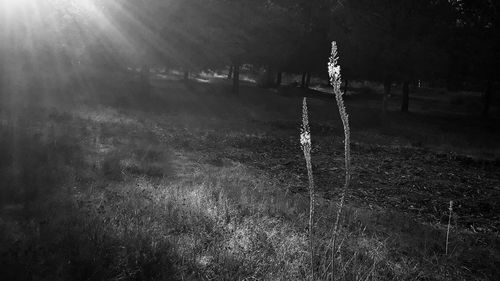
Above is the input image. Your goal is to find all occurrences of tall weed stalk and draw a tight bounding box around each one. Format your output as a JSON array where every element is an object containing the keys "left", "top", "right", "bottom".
[
  {"left": 446, "top": 200, "right": 453, "bottom": 255},
  {"left": 300, "top": 97, "right": 315, "bottom": 280},
  {"left": 328, "top": 41, "right": 351, "bottom": 280}
]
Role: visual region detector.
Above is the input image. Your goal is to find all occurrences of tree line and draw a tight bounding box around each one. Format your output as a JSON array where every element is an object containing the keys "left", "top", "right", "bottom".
[{"left": 0, "top": 0, "right": 498, "bottom": 115}]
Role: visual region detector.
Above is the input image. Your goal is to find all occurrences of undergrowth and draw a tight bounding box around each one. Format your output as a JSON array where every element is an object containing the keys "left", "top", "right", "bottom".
[{"left": 0, "top": 79, "right": 497, "bottom": 280}]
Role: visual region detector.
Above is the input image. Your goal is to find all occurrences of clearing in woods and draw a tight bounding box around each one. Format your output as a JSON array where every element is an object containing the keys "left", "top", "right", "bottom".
[{"left": 1, "top": 76, "right": 499, "bottom": 280}]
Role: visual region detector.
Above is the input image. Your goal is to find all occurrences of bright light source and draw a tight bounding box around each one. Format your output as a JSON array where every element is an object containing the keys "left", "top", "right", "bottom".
[
  {"left": 0, "top": 0, "right": 47, "bottom": 23},
  {"left": 0, "top": 0, "right": 100, "bottom": 32},
  {"left": 0, "top": 0, "right": 92, "bottom": 18},
  {"left": 0, "top": 0, "right": 28, "bottom": 8},
  {"left": 0, "top": 0, "right": 34, "bottom": 13}
]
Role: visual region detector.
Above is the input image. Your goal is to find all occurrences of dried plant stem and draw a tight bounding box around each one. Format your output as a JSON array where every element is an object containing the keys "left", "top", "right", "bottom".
[
  {"left": 446, "top": 200, "right": 453, "bottom": 256},
  {"left": 328, "top": 41, "right": 351, "bottom": 281},
  {"left": 300, "top": 97, "right": 315, "bottom": 280},
  {"left": 305, "top": 146, "right": 315, "bottom": 281}
]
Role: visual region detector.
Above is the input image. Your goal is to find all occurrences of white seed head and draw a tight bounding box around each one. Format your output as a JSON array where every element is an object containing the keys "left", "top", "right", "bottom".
[
  {"left": 300, "top": 130, "right": 311, "bottom": 146},
  {"left": 328, "top": 41, "right": 342, "bottom": 90},
  {"left": 301, "top": 97, "right": 311, "bottom": 147},
  {"left": 328, "top": 64, "right": 341, "bottom": 81}
]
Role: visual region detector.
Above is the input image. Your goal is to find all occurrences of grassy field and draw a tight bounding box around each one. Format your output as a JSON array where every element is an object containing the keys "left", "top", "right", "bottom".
[{"left": 0, "top": 74, "right": 499, "bottom": 280}]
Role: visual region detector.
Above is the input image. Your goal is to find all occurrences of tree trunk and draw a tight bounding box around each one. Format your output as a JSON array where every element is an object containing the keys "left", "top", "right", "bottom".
[
  {"left": 482, "top": 80, "right": 493, "bottom": 117},
  {"left": 232, "top": 63, "right": 240, "bottom": 94},
  {"left": 140, "top": 64, "right": 151, "bottom": 96},
  {"left": 343, "top": 79, "right": 349, "bottom": 96},
  {"left": 446, "top": 54, "right": 461, "bottom": 91},
  {"left": 276, "top": 72, "right": 282, "bottom": 87},
  {"left": 383, "top": 79, "right": 391, "bottom": 113},
  {"left": 228, "top": 65, "right": 233, "bottom": 79},
  {"left": 301, "top": 72, "right": 307, "bottom": 88},
  {"left": 264, "top": 67, "right": 275, "bottom": 88},
  {"left": 401, "top": 81, "right": 410, "bottom": 112},
  {"left": 305, "top": 72, "right": 311, "bottom": 88}
]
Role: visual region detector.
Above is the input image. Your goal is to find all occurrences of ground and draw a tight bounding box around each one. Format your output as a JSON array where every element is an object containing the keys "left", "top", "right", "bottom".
[{"left": 0, "top": 73, "right": 499, "bottom": 280}]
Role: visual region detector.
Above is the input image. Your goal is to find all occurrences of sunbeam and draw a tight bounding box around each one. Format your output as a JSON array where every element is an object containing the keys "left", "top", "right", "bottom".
[
  {"left": 0, "top": 1, "right": 499, "bottom": 280},
  {"left": 0, "top": 0, "right": 143, "bottom": 107}
]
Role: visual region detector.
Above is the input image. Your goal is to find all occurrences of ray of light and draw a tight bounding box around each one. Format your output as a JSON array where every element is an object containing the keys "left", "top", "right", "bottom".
[
  {"left": 0, "top": 0, "right": 235, "bottom": 110},
  {"left": 0, "top": 0, "right": 137, "bottom": 106}
]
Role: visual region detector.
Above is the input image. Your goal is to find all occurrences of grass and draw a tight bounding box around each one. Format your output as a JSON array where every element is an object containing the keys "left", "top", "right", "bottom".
[{"left": 0, "top": 73, "right": 499, "bottom": 280}]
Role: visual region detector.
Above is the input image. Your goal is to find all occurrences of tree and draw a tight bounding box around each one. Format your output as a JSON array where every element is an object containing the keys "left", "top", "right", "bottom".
[
  {"left": 211, "top": 0, "right": 302, "bottom": 92},
  {"left": 280, "top": 0, "right": 333, "bottom": 82},
  {"left": 249, "top": 1, "right": 301, "bottom": 88},
  {"left": 333, "top": 0, "right": 452, "bottom": 112},
  {"left": 447, "top": 0, "right": 500, "bottom": 117}
]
